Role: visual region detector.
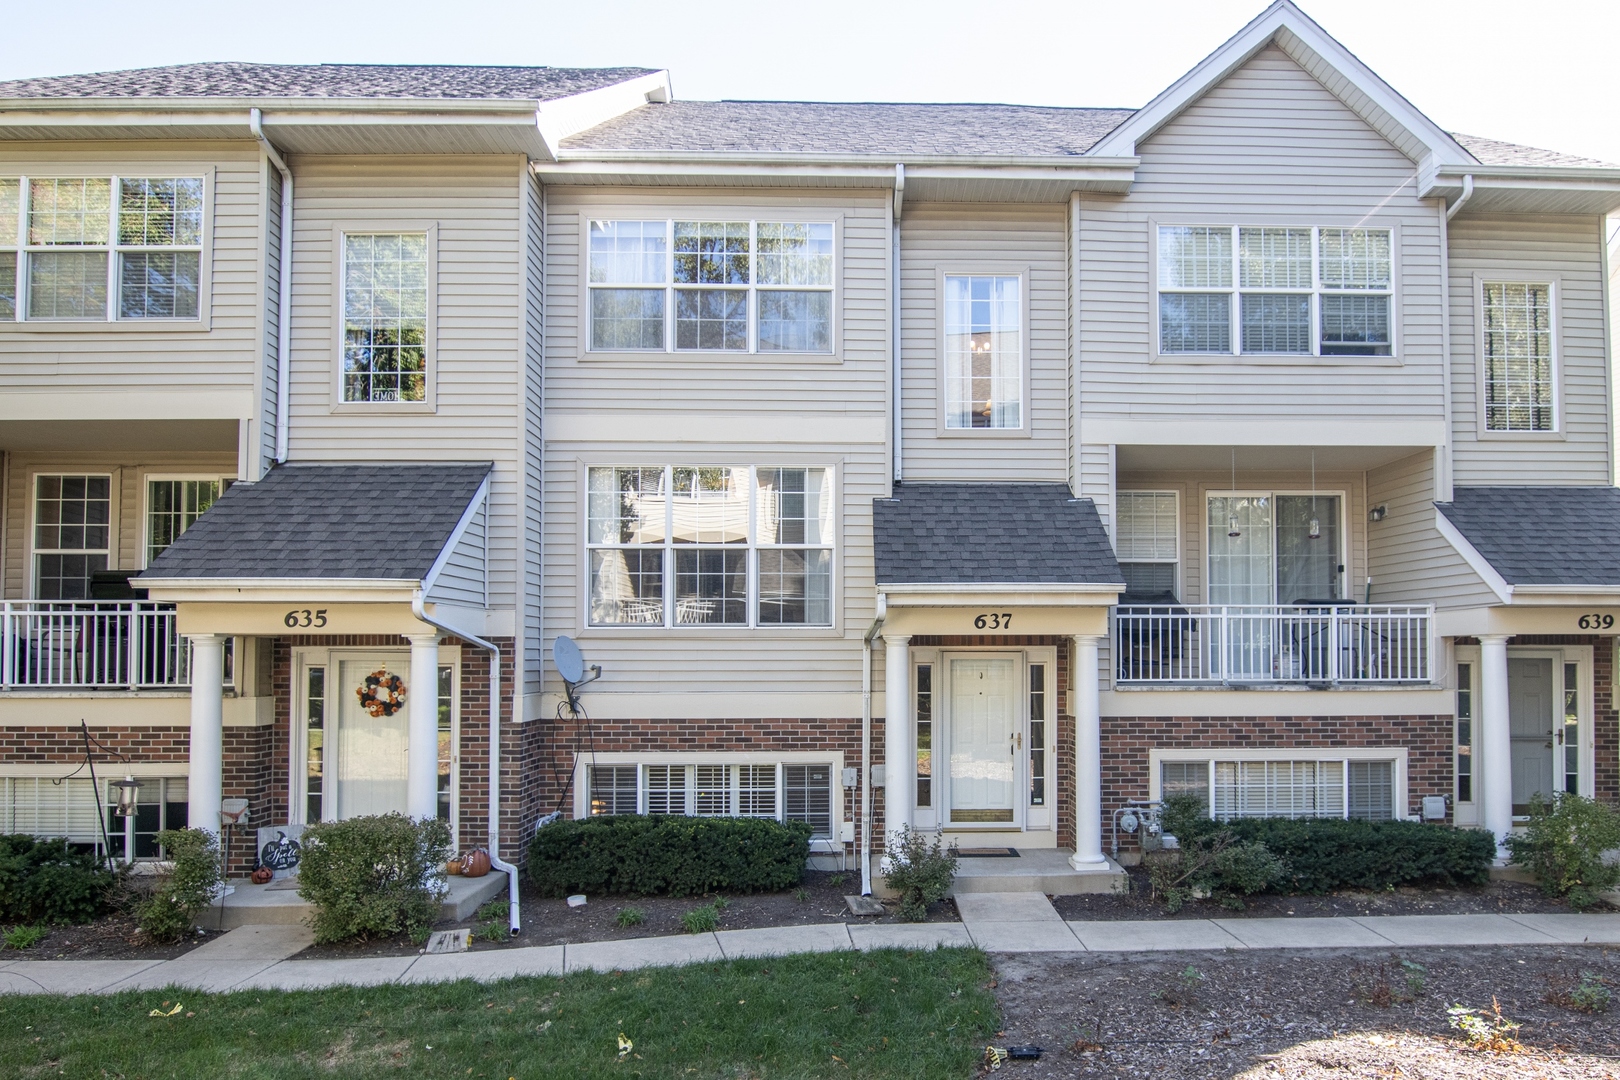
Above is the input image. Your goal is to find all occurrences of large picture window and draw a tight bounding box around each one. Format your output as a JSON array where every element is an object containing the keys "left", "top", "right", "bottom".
[
  {"left": 586, "top": 760, "right": 836, "bottom": 837},
  {"left": 342, "top": 233, "right": 428, "bottom": 403},
  {"left": 587, "top": 465, "right": 833, "bottom": 628},
  {"left": 944, "top": 274, "right": 1022, "bottom": 429},
  {"left": 1158, "top": 225, "right": 1393, "bottom": 357},
  {"left": 588, "top": 218, "right": 834, "bottom": 354},
  {"left": 1481, "top": 281, "right": 1554, "bottom": 432},
  {"left": 0, "top": 175, "right": 203, "bottom": 322},
  {"left": 1156, "top": 754, "right": 1398, "bottom": 821}
]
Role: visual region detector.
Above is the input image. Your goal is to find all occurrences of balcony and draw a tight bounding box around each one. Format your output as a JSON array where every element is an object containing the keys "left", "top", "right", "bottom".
[
  {"left": 1114, "top": 603, "right": 1433, "bottom": 686},
  {"left": 1, "top": 602, "right": 187, "bottom": 691}
]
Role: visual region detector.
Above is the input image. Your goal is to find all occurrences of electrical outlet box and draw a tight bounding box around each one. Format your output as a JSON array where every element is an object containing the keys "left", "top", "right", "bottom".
[
  {"left": 841, "top": 767, "right": 858, "bottom": 789},
  {"left": 871, "top": 764, "right": 886, "bottom": 788},
  {"left": 1421, "top": 796, "right": 1448, "bottom": 821}
]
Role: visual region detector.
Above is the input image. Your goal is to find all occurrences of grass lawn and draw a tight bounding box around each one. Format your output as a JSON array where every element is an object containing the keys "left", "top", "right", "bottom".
[{"left": 0, "top": 947, "right": 999, "bottom": 1079}]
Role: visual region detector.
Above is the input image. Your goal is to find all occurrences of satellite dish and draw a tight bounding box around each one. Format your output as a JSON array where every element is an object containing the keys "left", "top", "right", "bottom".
[{"left": 553, "top": 635, "right": 585, "bottom": 685}]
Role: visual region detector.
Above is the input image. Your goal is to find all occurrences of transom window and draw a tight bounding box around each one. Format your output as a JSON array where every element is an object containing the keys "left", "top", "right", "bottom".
[
  {"left": 0, "top": 176, "right": 203, "bottom": 322},
  {"left": 146, "top": 477, "right": 226, "bottom": 565},
  {"left": 944, "top": 274, "right": 1022, "bottom": 429},
  {"left": 1116, "top": 491, "right": 1180, "bottom": 599},
  {"left": 1160, "top": 757, "right": 1396, "bottom": 821},
  {"left": 587, "top": 219, "right": 834, "bottom": 353},
  {"left": 34, "top": 474, "right": 111, "bottom": 600},
  {"left": 1481, "top": 282, "right": 1554, "bottom": 432},
  {"left": 342, "top": 233, "right": 428, "bottom": 403},
  {"left": 587, "top": 465, "right": 834, "bottom": 628},
  {"left": 1158, "top": 225, "right": 1393, "bottom": 357}
]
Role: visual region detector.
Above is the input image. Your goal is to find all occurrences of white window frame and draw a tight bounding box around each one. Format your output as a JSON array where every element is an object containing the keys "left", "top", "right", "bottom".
[
  {"left": 582, "top": 463, "right": 838, "bottom": 630},
  {"left": 1203, "top": 488, "right": 1349, "bottom": 605},
  {"left": 0, "top": 173, "right": 212, "bottom": 327},
  {"left": 29, "top": 471, "right": 115, "bottom": 601},
  {"left": 331, "top": 223, "right": 438, "bottom": 412},
  {"left": 1152, "top": 222, "right": 1398, "bottom": 360},
  {"left": 1474, "top": 273, "right": 1561, "bottom": 437},
  {"left": 934, "top": 265, "right": 1031, "bottom": 436},
  {"left": 1115, "top": 490, "right": 1182, "bottom": 599},
  {"left": 142, "top": 473, "right": 232, "bottom": 568},
  {"left": 1453, "top": 646, "right": 1478, "bottom": 825},
  {"left": 1149, "top": 746, "right": 1410, "bottom": 821},
  {"left": 583, "top": 215, "right": 841, "bottom": 357}
]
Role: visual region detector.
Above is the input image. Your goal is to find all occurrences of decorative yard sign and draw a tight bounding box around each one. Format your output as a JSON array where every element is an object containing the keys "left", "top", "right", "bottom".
[{"left": 257, "top": 824, "right": 306, "bottom": 879}]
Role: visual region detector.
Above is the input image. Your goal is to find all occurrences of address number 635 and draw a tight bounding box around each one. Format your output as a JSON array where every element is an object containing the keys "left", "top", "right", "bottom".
[{"left": 283, "top": 608, "right": 329, "bottom": 628}]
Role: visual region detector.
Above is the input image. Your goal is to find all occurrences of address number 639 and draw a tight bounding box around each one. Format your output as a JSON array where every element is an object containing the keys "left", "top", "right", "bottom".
[{"left": 1578, "top": 613, "right": 1614, "bottom": 630}]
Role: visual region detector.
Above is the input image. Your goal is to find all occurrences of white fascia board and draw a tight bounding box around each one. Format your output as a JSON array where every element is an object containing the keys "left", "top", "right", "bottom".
[
  {"left": 1087, "top": 0, "right": 1470, "bottom": 167},
  {"left": 880, "top": 583, "right": 1124, "bottom": 606},
  {"left": 1432, "top": 508, "right": 1513, "bottom": 605},
  {"left": 1509, "top": 584, "right": 1620, "bottom": 597},
  {"left": 535, "top": 155, "right": 1139, "bottom": 192},
  {"left": 533, "top": 71, "right": 672, "bottom": 161},
  {"left": 132, "top": 578, "right": 419, "bottom": 603},
  {"left": 1423, "top": 167, "right": 1620, "bottom": 215},
  {"left": 420, "top": 473, "right": 490, "bottom": 598}
]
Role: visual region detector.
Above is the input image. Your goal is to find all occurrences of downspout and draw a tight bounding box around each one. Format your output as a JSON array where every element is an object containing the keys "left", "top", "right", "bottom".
[
  {"left": 250, "top": 108, "right": 293, "bottom": 465},
  {"left": 891, "top": 164, "right": 905, "bottom": 484},
  {"left": 860, "top": 593, "right": 886, "bottom": 896},
  {"left": 1445, "top": 174, "right": 1474, "bottom": 221},
  {"left": 412, "top": 590, "right": 521, "bottom": 935}
]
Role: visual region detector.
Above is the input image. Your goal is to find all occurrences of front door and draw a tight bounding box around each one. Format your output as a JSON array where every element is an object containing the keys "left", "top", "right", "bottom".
[
  {"left": 332, "top": 654, "right": 411, "bottom": 819},
  {"left": 946, "top": 656, "right": 1019, "bottom": 827},
  {"left": 1508, "top": 657, "right": 1555, "bottom": 815}
]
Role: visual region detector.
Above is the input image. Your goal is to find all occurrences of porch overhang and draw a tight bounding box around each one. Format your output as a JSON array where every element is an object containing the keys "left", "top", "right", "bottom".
[{"left": 880, "top": 585, "right": 1117, "bottom": 638}]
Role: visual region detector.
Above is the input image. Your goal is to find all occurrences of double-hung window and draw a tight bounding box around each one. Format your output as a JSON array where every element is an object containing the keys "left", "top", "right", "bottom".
[
  {"left": 586, "top": 465, "right": 833, "bottom": 627},
  {"left": 0, "top": 176, "right": 203, "bottom": 322},
  {"left": 342, "top": 233, "right": 429, "bottom": 403},
  {"left": 1481, "top": 282, "right": 1554, "bottom": 432},
  {"left": 1158, "top": 225, "right": 1392, "bottom": 356},
  {"left": 34, "top": 474, "right": 111, "bottom": 600},
  {"left": 587, "top": 219, "right": 834, "bottom": 353},
  {"left": 146, "top": 477, "right": 227, "bottom": 565},
  {"left": 944, "top": 274, "right": 1022, "bottom": 428},
  {"left": 1115, "top": 491, "right": 1180, "bottom": 598}
]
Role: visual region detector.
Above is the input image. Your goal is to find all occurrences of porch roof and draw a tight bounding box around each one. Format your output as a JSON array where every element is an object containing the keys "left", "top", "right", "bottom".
[
  {"left": 138, "top": 462, "right": 491, "bottom": 582},
  {"left": 872, "top": 483, "right": 1123, "bottom": 588},
  {"left": 1435, "top": 486, "right": 1620, "bottom": 588}
]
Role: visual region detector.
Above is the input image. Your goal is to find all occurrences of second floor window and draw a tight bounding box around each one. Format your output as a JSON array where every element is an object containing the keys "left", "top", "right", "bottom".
[
  {"left": 343, "top": 233, "right": 428, "bottom": 402},
  {"left": 1115, "top": 491, "right": 1179, "bottom": 598},
  {"left": 944, "top": 274, "right": 1023, "bottom": 429},
  {"left": 1158, "top": 225, "right": 1393, "bottom": 357},
  {"left": 1482, "top": 282, "right": 1554, "bottom": 432},
  {"left": 34, "top": 474, "right": 110, "bottom": 600},
  {"left": 147, "top": 478, "right": 224, "bottom": 564},
  {"left": 0, "top": 176, "right": 203, "bottom": 322},
  {"left": 587, "top": 219, "right": 834, "bottom": 354}
]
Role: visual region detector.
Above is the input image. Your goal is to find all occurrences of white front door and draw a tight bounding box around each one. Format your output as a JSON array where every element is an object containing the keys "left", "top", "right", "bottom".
[
  {"left": 332, "top": 654, "right": 411, "bottom": 819},
  {"left": 946, "top": 656, "right": 1020, "bottom": 826}
]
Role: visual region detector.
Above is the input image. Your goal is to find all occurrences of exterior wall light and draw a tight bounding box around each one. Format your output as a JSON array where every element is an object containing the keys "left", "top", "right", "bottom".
[{"left": 1368, "top": 505, "right": 1388, "bottom": 522}]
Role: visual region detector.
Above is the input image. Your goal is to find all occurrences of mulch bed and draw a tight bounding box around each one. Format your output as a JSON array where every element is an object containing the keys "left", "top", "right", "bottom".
[
  {"left": 991, "top": 945, "right": 1620, "bottom": 1079},
  {"left": 5, "top": 907, "right": 216, "bottom": 962},
  {"left": 292, "top": 869, "right": 958, "bottom": 960},
  {"left": 1051, "top": 866, "right": 1589, "bottom": 922}
]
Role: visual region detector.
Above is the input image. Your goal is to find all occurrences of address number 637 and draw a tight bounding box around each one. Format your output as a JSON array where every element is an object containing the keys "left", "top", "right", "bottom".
[{"left": 973, "top": 613, "right": 1013, "bottom": 630}]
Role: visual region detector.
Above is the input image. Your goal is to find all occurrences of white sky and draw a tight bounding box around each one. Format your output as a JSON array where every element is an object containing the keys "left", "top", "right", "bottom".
[{"left": 1, "top": 0, "right": 1616, "bottom": 166}]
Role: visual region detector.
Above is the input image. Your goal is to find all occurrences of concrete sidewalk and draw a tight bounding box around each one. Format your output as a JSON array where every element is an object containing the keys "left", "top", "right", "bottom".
[{"left": 3, "top": 908, "right": 1619, "bottom": 995}]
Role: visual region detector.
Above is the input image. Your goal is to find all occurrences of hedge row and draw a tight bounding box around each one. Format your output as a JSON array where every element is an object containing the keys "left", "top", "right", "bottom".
[
  {"left": 0, "top": 834, "right": 117, "bottom": 924},
  {"left": 528, "top": 815, "right": 812, "bottom": 897}
]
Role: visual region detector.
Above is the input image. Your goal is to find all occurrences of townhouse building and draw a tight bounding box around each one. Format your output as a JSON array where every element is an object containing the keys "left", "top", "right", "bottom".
[{"left": 1, "top": 2, "right": 1617, "bottom": 902}]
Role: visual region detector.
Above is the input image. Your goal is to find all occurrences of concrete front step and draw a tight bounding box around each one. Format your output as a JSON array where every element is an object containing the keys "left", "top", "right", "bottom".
[
  {"left": 949, "top": 849, "right": 1129, "bottom": 896},
  {"left": 208, "top": 871, "right": 508, "bottom": 930}
]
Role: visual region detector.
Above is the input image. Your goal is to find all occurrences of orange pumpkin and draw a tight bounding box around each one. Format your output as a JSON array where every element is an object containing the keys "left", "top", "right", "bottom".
[
  {"left": 250, "top": 867, "right": 273, "bottom": 885},
  {"left": 461, "top": 848, "right": 491, "bottom": 878},
  {"left": 446, "top": 859, "right": 464, "bottom": 876}
]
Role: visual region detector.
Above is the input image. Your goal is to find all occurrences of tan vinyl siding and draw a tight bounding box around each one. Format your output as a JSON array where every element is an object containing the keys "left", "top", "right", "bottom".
[
  {"left": 1366, "top": 450, "right": 1499, "bottom": 608},
  {"left": 1447, "top": 213, "right": 1611, "bottom": 483},
  {"left": 522, "top": 172, "right": 546, "bottom": 695},
  {"left": 285, "top": 155, "right": 527, "bottom": 611},
  {"left": 1076, "top": 46, "right": 1445, "bottom": 430},
  {"left": 257, "top": 157, "right": 283, "bottom": 479},
  {"left": 899, "top": 204, "right": 1069, "bottom": 481},
  {"left": 427, "top": 501, "right": 486, "bottom": 608}
]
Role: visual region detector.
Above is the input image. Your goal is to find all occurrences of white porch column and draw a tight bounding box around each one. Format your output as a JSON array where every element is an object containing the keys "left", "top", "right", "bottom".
[
  {"left": 407, "top": 632, "right": 441, "bottom": 820},
  {"left": 1478, "top": 633, "right": 1513, "bottom": 859},
  {"left": 187, "top": 633, "right": 225, "bottom": 840},
  {"left": 1070, "top": 634, "right": 1107, "bottom": 869},
  {"left": 882, "top": 634, "right": 912, "bottom": 861}
]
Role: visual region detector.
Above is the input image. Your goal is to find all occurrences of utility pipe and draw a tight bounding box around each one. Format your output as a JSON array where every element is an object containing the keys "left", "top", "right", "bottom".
[
  {"left": 891, "top": 164, "right": 904, "bottom": 483},
  {"left": 412, "top": 590, "right": 521, "bottom": 935},
  {"left": 1445, "top": 174, "right": 1474, "bottom": 221},
  {"left": 250, "top": 109, "right": 294, "bottom": 465},
  {"left": 860, "top": 593, "right": 887, "bottom": 895}
]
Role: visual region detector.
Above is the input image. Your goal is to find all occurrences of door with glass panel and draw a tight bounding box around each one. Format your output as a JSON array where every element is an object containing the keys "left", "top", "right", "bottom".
[
  {"left": 1507, "top": 655, "right": 1585, "bottom": 817},
  {"left": 945, "top": 656, "right": 1020, "bottom": 826},
  {"left": 327, "top": 655, "right": 412, "bottom": 819}
]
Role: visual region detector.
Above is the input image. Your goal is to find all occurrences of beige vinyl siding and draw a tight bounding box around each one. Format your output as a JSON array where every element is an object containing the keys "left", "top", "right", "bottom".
[
  {"left": 0, "top": 143, "right": 264, "bottom": 403},
  {"left": 1447, "top": 213, "right": 1611, "bottom": 483},
  {"left": 1075, "top": 46, "right": 1446, "bottom": 429},
  {"left": 426, "top": 500, "right": 485, "bottom": 608},
  {"left": 899, "top": 204, "right": 1069, "bottom": 481},
  {"left": 2, "top": 451, "right": 235, "bottom": 598},
  {"left": 540, "top": 187, "right": 889, "bottom": 709},
  {"left": 522, "top": 173, "right": 546, "bottom": 695},
  {"left": 285, "top": 155, "right": 527, "bottom": 612},
  {"left": 1365, "top": 450, "right": 1499, "bottom": 608},
  {"left": 256, "top": 157, "right": 283, "bottom": 479}
]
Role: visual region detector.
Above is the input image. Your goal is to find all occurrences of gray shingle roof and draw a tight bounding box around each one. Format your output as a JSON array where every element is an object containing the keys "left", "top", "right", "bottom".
[
  {"left": 873, "top": 484, "right": 1123, "bottom": 587},
  {"left": 1436, "top": 486, "right": 1620, "bottom": 587},
  {"left": 1452, "top": 133, "right": 1615, "bottom": 169},
  {"left": 0, "top": 63, "right": 656, "bottom": 102},
  {"left": 140, "top": 463, "right": 491, "bottom": 581},
  {"left": 561, "top": 100, "right": 1137, "bottom": 157}
]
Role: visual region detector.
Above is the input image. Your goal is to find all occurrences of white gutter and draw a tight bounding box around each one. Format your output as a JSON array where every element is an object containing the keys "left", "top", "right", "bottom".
[
  {"left": 892, "top": 164, "right": 905, "bottom": 484},
  {"left": 250, "top": 109, "right": 293, "bottom": 464},
  {"left": 1446, "top": 173, "right": 1474, "bottom": 221},
  {"left": 412, "top": 589, "right": 520, "bottom": 935},
  {"left": 860, "top": 593, "right": 887, "bottom": 896}
]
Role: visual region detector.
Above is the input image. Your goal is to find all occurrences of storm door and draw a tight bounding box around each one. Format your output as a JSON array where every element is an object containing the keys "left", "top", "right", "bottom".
[{"left": 945, "top": 656, "right": 1020, "bottom": 827}]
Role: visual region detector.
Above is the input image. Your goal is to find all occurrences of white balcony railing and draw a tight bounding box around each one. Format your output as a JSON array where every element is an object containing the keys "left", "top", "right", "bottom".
[
  {"left": 1114, "top": 603, "right": 1433, "bottom": 685},
  {"left": 1, "top": 602, "right": 187, "bottom": 690}
]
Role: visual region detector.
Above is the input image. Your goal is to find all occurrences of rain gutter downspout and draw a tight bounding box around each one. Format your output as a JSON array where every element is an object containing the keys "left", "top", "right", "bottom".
[
  {"left": 860, "top": 593, "right": 887, "bottom": 895},
  {"left": 412, "top": 590, "right": 521, "bottom": 935},
  {"left": 891, "top": 164, "right": 904, "bottom": 484},
  {"left": 250, "top": 108, "right": 293, "bottom": 464},
  {"left": 1446, "top": 173, "right": 1474, "bottom": 221}
]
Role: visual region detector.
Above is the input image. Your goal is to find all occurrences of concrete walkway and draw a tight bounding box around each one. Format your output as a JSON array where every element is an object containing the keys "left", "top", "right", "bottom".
[{"left": 4, "top": 905, "right": 1620, "bottom": 995}]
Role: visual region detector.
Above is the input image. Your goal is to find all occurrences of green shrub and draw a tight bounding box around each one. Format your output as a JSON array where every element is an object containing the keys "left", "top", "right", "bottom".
[
  {"left": 0, "top": 834, "right": 118, "bottom": 925},
  {"left": 527, "top": 815, "right": 811, "bottom": 897},
  {"left": 882, "top": 826, "right": 959, "bottom": 921},
  {"left": 3, "top": 924, "right": 46, "bottom": 950},
  {"left": 1146, "top": 833, "right": 1285, "bottom": 912},
  {"left": 1172, "top": 814, "right": 1495, "bottom": 894},
  {"left": 135, "top": 828, "right": 223, "bottom": 943},
  {"left": 681, "top": 902, "right": 720, "bottom": 934},
  {"left": 1505, "top": 793, "right": 1620, "bottom": 910},
  {"left": 297, "top": 814, "right": 451, "bottom": 944}
]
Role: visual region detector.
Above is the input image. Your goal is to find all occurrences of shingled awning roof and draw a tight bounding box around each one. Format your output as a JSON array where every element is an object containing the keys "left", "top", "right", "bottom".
[
  {"left": 1435, "top": 486, "right": 1620, "bottom": 589},
  {"left": 139, "top": 463, "right": 490, "bottom": 582},
  {"left": 873, "top": 483, "right": 1122, "bottom": 588}
]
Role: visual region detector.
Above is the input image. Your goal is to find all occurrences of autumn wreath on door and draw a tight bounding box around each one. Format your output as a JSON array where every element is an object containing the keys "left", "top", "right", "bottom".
[{"left": 357, "top": 669, "right": 408, "bottom": 717}]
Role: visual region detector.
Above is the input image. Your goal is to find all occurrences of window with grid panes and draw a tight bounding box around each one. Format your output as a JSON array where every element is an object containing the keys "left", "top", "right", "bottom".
[
  {"left": 342, "top": 233, "right": 428, "bottom": 402},
  {"left": 944, "top": 275, "right": 1022, "bottom": 428},
  {"left": 1158, "top": 225, "right": 1392, "bottom": 356},
  {"left": 589, "top": 765, "right": 638, "bottom": 816},
  {"left": 1028, "top": 664, "right": 1047, "bottom": 806},
  {"left": 1456, "top": 662, "right": 1473, "bottom": 802},
  {"left": 1115, "top": 491, "right": 1179, "bottom": 598},
  {"left": 588, "top": 219, "right": 833, "bottom": 353},
  {"left": 915, "top": 664, "right": 933, "bottom": 808},
  {"left": 147, "top": 478, "right": 223, "bottom": 564},
  {"left": 104, "top": 776, "right": 189, "bottom": 860},
  {"left": 0, "top": 179, "right": 17, "bottom": 320},
  {"left": 34, "top": 474, "right": 111, "bottom": 600},
  {"left": 1482, "top": 282, "right": 1554, "bottom": 432}
]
